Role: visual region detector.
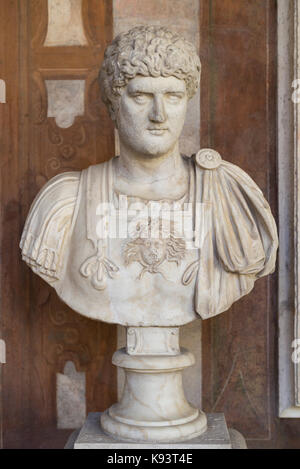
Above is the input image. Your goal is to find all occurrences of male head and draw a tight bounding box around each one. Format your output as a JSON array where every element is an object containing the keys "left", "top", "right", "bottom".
[{"left": 99, "top": 26, "right": 201, "bottom": 158}]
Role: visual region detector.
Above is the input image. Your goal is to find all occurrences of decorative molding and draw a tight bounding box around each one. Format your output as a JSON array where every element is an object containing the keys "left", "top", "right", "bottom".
[
  {"left": 294, "top": 0, "right": 300, "bottom": 407},
  {"left": 127, "top": 327, "right": 180, "bottom": 356},
  {"left": 278, "top": 0, "right": 300, "bottom": 417}
]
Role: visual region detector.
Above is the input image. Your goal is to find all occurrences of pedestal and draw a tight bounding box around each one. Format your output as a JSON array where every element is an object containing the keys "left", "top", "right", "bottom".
[
  {"left": 100, "top": 327, "right": 207, "bottom": 443},
  {"left": 101, "top": 347, "right": 207, "bottom": 442},
  {"left": 69, "top": 412, "right": 233, "bottom": 449},
  {"left": 65, "top": 327, "right": 247, "bottom": 449}
]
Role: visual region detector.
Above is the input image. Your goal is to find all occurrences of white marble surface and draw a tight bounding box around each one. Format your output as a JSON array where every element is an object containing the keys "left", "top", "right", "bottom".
[
  {"left": 21, "top": 26, "right": 278, "bottom": 326},
  {"left": 70, "top": 412, "right": 232, "bottom": 449},
  {"left": 20, "top": 25, "right": 278, "bottom": 442},
  {"left": 20, "top": 151, "right": 278, "bottom": 325},
  {"left": 113, "top": 0, "right": 201, "bottom": 157},
  {"left": 127, "top": 327, "right": 179, "bottom": 355},
  {"left": 100, "top": 343, "right": 207, "bottom": 443}
]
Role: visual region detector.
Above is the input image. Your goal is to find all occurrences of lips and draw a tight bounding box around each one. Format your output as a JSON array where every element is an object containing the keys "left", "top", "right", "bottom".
[{"left": 148, "top": 128, "right": 168, "bottom": 135}]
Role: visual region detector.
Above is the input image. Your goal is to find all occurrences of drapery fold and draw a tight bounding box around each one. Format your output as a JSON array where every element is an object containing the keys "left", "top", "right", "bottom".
[
  {"left": 194, "top": 160, "right": 278, "bottom": 318},
  {"left": 20, "top": 156, "right": 278, "bottom": 321},
  {"left": 19, "top": 172, "right": 80, "bottom": 280}
]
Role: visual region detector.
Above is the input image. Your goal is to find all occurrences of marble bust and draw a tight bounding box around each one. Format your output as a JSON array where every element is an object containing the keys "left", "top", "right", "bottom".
[
  {"left": 20, "top": 26, "right": 278, "bottom": 443},
  {"left": 20, "top": 25, "right": 278, "bottom": 326}
]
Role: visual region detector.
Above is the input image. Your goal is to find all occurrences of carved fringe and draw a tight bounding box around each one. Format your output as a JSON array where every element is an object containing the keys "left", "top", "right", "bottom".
[{"left": 20, "top": 230, "right": 59, "bottom": 279}]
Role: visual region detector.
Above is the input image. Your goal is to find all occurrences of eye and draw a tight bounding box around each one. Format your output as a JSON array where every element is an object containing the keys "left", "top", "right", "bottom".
[
  {"left": 131, "top": 93, "right": 150, "bottom": 104},
  {"left": 165, "top": 93, "right": 183, "bottom": 103}
]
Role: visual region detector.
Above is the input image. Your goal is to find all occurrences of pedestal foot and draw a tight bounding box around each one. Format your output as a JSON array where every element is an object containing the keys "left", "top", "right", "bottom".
[
  {"left": 100, "top": 345, "right": 207, "bottom": 443},
  {"left": 101, "top": 409, "right": 207, "bottom": 443}
]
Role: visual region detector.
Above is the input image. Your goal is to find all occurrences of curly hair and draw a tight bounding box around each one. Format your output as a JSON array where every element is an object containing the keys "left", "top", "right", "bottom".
[{"left": 99, "top": 25, "right": 201, "bottom": 121}]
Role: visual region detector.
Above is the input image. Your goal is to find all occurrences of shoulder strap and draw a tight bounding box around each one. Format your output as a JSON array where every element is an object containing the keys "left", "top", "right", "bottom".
[{"left": 84, "top": 159, "right": 114, "bottom": 247}]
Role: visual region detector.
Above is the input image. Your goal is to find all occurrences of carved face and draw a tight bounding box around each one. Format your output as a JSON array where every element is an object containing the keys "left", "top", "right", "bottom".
[
  {"left": 141, "top": 239, "right": 166, "bottom": 266},
  {"left": 115, "top": 76, "right": 188, "bottom": 158}
]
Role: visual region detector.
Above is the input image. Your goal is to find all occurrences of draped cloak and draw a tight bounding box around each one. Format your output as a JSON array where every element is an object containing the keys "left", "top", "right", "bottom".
[{"left": 20, "top": 155, "right": 278, "bottom": 325}]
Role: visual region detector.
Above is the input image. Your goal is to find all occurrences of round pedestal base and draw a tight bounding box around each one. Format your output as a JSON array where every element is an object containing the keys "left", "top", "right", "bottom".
[
  {"left": 100, "top": 346, "right": 207, "bottom": 443},
  {"left": 101, "top": 409, "right": 207, "bottom": 443}
]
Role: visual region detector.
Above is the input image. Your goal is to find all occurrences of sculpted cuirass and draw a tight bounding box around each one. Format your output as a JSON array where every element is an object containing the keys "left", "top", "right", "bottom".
[{"left": 20, "top": 152, "right": 278, "bottom": 326}]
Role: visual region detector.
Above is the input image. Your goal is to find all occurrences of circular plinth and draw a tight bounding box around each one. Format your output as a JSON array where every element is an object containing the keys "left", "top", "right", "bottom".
[
  {"left": 101, "top": 409, "right": 207, "bottom": 443},
  {"left": 101, "top": 347, "right": 207, "bottom": 443}
]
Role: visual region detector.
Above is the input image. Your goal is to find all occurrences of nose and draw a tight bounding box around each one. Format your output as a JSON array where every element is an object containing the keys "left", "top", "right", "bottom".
[{"left": 149, "top": 95, "right": 166, "bottom": 123}]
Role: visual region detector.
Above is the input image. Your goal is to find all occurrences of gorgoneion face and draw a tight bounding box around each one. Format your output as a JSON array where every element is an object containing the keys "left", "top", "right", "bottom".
[{"left": 116, "top": 76, "right": 188, "bottom": 158}]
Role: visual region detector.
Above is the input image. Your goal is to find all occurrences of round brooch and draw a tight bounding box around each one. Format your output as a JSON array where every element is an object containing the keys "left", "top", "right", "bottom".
[{"left": 195, "top": 148, "right": 222, "bottom": 169}]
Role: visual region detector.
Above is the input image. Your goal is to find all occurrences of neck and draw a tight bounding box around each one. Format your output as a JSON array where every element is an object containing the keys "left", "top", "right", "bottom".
[{"left": 116, "top": 141, "right": 184, "bottom": 183}]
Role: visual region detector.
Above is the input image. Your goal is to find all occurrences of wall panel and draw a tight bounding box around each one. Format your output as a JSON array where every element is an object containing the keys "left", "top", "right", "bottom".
[{"left": 0, "top": 0, "right": 116, "bottom": 449}]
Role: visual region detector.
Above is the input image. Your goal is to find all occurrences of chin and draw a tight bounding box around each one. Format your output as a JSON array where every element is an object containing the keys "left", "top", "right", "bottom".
[{"left": 138, "top": 141, "right": 175, "bottom": 158}]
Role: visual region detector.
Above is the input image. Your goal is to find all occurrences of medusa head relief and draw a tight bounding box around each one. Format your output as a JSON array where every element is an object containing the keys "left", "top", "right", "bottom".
[{"left": 124, "top": 217, "right": 186, "bottom": 280}]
